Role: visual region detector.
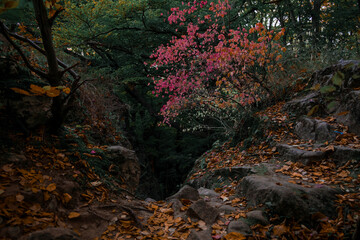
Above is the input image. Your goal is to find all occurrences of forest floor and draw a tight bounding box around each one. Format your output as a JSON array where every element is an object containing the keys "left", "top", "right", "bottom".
[{"left": 0, "top": 100, "right": 359, "bottom": 240}]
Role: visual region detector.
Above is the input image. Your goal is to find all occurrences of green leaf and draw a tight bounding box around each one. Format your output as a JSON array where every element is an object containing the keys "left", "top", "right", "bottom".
[
  {"left": 326, "top": 101, "right": 338, "bottom": 111},
  {"left": 331, "top": 71, "right": 344, "bottom": 87},
  {"left": 307, "top": 105, "right": 319, "bottom": 116},
  {"left": 320, "top": 85, "right": 336, "bottom": 94}
]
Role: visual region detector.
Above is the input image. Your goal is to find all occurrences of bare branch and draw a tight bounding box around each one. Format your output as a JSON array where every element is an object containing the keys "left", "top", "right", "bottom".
[
  {"left": 60, "top": 62, "right": 80, "bottom": 78},
  {"left": 3, "top": 24, "right": 80, "bottom": 80},
  {"left": 0, "top": 21, "right": 47, "bottom": 78}
]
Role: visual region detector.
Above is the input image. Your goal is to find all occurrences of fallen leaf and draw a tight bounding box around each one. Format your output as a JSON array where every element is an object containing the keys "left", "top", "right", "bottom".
[
  {"left": 2, "top": 164, "right": 13, "bottom": 172},
  {"left": 107, "top": 225, "right": 116, "bottom": 231},
  {"left": 224, "top": 232, "right": 246, "bottom": 240},
  {"left": 197, "top": 220, "right": 207, "bottom": 230},
  {"left": 30, "top": 203, "right": 41, "bottom": 212},
  {"left": 337, "top": 111, "right": 349, "bottom": 116},
  {"left": 63, "top": 193, "right": 72, "bottom": 203},
  {"left": 273, "top": 224, "right": 288, "bottom": 236},
  {"left": 338, "top": 171, "right": 348, "bottom": 178},
  {"left": 44, "top": 191, "right": 50, "bottom": 201},
  {"left": 46, "top": 183, "right": 56, "bottom": 192},
  {"left": 68, "top": 212, "right": 81, "bottom": 219},
  {"left": 16, "top": 194, "right": 24, "bottom": 202},
  {"left": 90, "top": 181, "right": 102, "bottom": 187}
]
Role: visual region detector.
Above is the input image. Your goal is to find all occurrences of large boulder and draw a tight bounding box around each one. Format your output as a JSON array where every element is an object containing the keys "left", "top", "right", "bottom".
[
  {"left": 238, "top": 175, "right": 340, "bottom": 221},
  {"left": 186, "top": 199, "right": 219, "bottom": 224},
  {"left": 276, "top": 143, "right": 326, "bottom": 165},
  {"left": 295, "top": 117, "right": 336, "bottom": 143},
  {"left": 276, "top": 143, "right": 360, "bottom": 166},
  {"left": 227, "top": 220, "right": 251, "bottom": 235},
  {"left": 106, "top": 146, "right": 140, "bottom": 193},
  {"left": 187, "top": 229, "right": 212, "bottom": 240},
  {"left": 8, "top": 96, "right": 52, "bottom": 129},
  {"left": 283, "top": 92, "right": 320, "bottom": 116},
  {"left": 166, "top": 185, "right": 200, "bottom": 201},
  {"left": 246, "top": 210, "right": 269, "bottom": 226},
  {"left": 335, "top": 91, "right": 360, "bottom": 135},
  {"left": 312, "top": 60, "right": 360, "bottom": 88}
]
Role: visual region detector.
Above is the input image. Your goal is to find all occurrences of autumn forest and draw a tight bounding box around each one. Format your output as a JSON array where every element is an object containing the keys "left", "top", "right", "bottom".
[{"left": 0, "top": 0, "right": 360, "bottom": 239}]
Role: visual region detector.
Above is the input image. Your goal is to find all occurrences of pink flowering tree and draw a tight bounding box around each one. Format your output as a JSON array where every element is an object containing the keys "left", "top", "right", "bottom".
[{"left": 150, "top": 0, "right": 285, "bottom": 130}]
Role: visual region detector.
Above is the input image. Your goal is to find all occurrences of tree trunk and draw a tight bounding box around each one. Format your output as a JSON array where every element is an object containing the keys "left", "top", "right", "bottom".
[
  {"left": 32, "top": 0, "right": 65, "bottom": 133},
  {"left": 311, "top": 0, "right": 322, "bottom": 47}
]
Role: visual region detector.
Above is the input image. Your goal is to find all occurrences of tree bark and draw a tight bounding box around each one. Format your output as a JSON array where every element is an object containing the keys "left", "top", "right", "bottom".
[
  {"left": 32, "top": 0, "right": 61, "bottom": 85},
  {"left": 32, "top": 0, "right": 66, "bottom": 133}
]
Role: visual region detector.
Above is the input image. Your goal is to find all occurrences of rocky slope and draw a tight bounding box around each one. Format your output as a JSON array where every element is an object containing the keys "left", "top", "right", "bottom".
[{"left": 1, "top": 60, "right": 359, "bottom": 239}]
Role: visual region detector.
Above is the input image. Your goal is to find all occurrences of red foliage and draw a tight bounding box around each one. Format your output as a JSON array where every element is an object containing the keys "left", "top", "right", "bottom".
[{"left": 150, "top": 0, "right": 285, "bottom": 124}]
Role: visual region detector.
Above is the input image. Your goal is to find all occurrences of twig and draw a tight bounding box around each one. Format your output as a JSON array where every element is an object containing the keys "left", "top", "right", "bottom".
[{"left": 60, "top": 62, "right": 80, "bottom": 78}]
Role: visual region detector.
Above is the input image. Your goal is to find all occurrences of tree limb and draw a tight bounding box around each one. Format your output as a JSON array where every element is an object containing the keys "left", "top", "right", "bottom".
[
  {"left": 0, "top": 21, "right": 47, "bottom": 78},
  {"left": 3, "top": 24, "right": 80, "bottom": 80},
  {"left": 60, "top": 62, "right": 80, "bottom": 78}
]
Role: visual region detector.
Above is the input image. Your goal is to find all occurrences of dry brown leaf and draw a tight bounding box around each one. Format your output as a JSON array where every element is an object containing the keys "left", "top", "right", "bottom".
[
  {"left": 291, "top": 172, "right": 303, "bottom": 178},
  {"left": 30, "top": 203, "right": 41, "bottom": 212},
  {"left": 2, "top": 164, "right": 13, "bottom": 172},
  {"left": 338, "top": 171, "right": 349, "bottom": 178},
  {"left": 273, "top": 224, "right": 288, "bottom": 236},
  {"left": 16, "top": 194, "right": 24, "bottom": 202},
  {"left": 63, "top": 193, "right": 72, "bottom": 203},
  {"left": 337, "top": 111, "right": 349, "bottom": 116},
  {"left": 44, "top": 191, "right": 50, "bottom": 201},
  {"left": 46, "top": 183, "right": 56, "bottom": 192},
  {"left": 68, "top": 212, "right": 81, "bottom": 219},
  {"left": 224, "top": 232, "right": 246, "bottom": 240}
]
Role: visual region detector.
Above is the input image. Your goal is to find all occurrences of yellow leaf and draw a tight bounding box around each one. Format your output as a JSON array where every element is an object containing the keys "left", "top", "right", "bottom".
[
  {"left": 49, "top": 9, "right": 56, "bottom": 18},
  {"left": 307, "top": 105, "right": 319, "bottom": 116},
  {"left": 63, "top": 87, "right": 71, "bottom": 94},
  {"left": 68, "top": 212, "right": 80, "bottom": 219},
  {"left": 46, "top": 183, "right": 56, "bottom": 192},
  {"left": 10, "top": 87, "right": 32, "bottom": 96},
  {"left": 43, "top": 86, "right": 51, "bottom": 90},
  {"left": 224, "top": 232, "right": 246, "bottom": 240},
  {"left": 45, "top": 88, "right": 61, "bottom": 97},
  {"left": 16, "top": 194, "right": 24, "bottom": 202},
  {"left": 44, "top": 0, "right": 51, "bottom": 8},
  {"left": 29, "top": 84, "right": 46, "bottom": 95}
]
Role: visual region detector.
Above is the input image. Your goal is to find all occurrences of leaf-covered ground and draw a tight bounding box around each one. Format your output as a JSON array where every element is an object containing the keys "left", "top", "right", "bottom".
[{"left": 0, "top": 102, "right": 359, "bottom": 240}]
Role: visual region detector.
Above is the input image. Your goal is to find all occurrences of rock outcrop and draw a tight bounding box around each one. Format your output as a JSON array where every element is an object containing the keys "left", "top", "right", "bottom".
[
  {"left": 239, "top": 175, "right": 340, "bottom": 221},
  {"left": 106, "top": 146, "right": 141, "bottom": 193}
]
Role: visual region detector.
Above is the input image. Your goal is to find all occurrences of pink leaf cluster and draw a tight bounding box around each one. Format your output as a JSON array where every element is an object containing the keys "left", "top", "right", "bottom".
[{"left": 150, "top": 0, "right": 285, "bottom": 125}]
